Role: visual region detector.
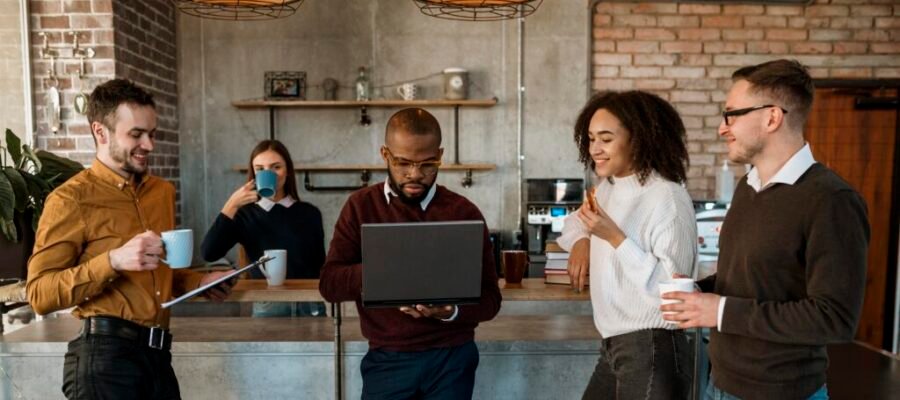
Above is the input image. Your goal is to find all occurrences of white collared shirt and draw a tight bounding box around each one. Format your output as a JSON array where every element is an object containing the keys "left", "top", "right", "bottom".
[
  {"left": 256, "top": 195, "right": 296, "bottom": 212},
  {"left": 746, "top": 143, "right": 816, "bottom": 192},
  {"left": 382, "top": 178, "right": 437, "bottom": 211},
  {"left": 717, "top": 143, "right": 816, "bottom": 331}
]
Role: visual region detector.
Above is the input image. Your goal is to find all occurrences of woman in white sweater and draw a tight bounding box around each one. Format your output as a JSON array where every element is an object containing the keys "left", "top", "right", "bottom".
[{"left": 557, "top": 91, "right": 697, "bottom": 400}]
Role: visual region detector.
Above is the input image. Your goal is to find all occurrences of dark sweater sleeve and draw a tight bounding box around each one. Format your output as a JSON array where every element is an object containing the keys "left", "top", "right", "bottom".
[
  {"left": 309, "top": 206, "right": 326, "bottom": 274},
  {"left": 200, "top": 212, "right": 242, "bottom": 262},
  {"left": 721, "top": 190, "right": 870, "bottom": 345},
  {"left": 318, "top": 197, "right": 363, "bottom": 302},
  {"left": 453, "top": 220, "right": 502, "bottom": 324},
  {"left": 696, "top": 274, "right": 716, "bottom": 293}
]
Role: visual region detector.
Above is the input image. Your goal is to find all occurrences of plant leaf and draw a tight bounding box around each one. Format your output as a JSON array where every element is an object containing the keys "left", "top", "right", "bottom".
[
  {"left": 23, "top": 144, "right": 42, "bottom": 174},
  {"left": 36, "top": 150, "right": 82, "bottom": 185},
  {"left": 1, "top": 218, "right": 17, "bottom": 242},
  {"left": 0, "top": 171, "right": 15, "bottom": 223},
  {"left": 2, "top": 167, "right": 28, "bottom": 212},
  {"left": 5, "top": 129, "right": 22, "bottom": 168},
  {"left": 31, "top": 204, "right": 42, "bottom": 233},
  {"left": 21, "top": 172, "right": 50, "bottom": 203}
]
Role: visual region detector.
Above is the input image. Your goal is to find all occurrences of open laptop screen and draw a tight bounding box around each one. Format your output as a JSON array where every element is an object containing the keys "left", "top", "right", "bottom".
[{"left": 361, "top": 220, "right": 484, "bottom": 308}]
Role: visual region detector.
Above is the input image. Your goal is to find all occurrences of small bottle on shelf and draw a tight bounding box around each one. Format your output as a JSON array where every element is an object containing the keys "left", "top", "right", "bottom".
[{"left": 355, "top": 66, "right": 371, "bottom": 101}]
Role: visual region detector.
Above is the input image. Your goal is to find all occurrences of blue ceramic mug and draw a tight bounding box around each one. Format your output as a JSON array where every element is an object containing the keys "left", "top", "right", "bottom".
[
  {"left": 161, "top": 229, "right": 193, "bottom": 269},
  {"left": 255, "top": 170, "right": 277, "bottom": 198}
]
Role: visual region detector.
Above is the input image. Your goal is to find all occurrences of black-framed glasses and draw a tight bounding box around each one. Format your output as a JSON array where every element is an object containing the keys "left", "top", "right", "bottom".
[
  {"left": 384, "top": 148, "right": 442, "bottom": 176},
  {"left": 722, "top": 105, "right": 788, "bottom": 126}
]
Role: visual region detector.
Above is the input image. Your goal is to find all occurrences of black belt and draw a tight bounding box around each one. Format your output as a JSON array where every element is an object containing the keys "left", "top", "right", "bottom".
[{"left": 82, "top": 316, "right": 172, "bottom": 351}]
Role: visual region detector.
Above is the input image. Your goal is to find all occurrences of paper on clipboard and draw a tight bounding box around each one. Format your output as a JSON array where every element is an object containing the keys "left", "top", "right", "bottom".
[{"left": 161, "top": 256, "right": 273, "bottom": 309}]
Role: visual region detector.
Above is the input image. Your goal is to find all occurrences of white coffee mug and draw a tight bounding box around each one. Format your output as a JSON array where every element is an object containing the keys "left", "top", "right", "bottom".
[
  {"left": 160, "top": 229, "right": 193, "bottom": 269},
  {"left": 659, "top": 278, "right": 696, "bottom": 324},
  {"left": 259, "top": 249, "right": 287, "bottom": 286},
  {"left": 396, "top": 83, "right": 418, "bottom": 101}
]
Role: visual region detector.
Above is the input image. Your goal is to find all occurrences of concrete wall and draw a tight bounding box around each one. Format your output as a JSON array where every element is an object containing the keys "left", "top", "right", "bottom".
[
  {"left": 178, "top": 1, "right": 590, "bottom": 255},
  {"left": 0, "top": 0, "right": 29, "bottom": 145}
]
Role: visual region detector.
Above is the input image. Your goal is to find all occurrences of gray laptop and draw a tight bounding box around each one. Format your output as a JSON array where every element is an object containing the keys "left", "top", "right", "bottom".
[{"left": 361, "top": 220, "right": 484, "bottom": 308}]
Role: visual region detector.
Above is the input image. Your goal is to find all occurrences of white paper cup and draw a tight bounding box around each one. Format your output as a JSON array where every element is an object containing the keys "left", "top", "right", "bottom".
[{"left": 659, "top": 278, "right": 695, "bottom": 324}]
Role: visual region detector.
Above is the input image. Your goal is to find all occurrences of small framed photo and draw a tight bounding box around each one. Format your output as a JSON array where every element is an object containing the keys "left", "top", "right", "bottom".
[{"left": 265, "top": 71, "right": 306, "bottom": 100}]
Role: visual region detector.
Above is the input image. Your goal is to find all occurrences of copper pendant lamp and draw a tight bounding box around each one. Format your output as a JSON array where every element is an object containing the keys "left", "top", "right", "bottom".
[
  {"left": 412, "top": 0, "right": 542, "bottom": 21},
  {"left": 172, "top": 0, "right": 304, "bottom": 21}
]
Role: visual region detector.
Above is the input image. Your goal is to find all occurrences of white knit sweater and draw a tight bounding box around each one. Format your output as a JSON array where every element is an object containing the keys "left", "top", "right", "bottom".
[{"left": 557, "top": 172, "right": 697, "bottom": 339}]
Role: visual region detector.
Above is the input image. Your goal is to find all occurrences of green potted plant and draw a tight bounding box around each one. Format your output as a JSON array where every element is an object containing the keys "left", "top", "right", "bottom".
[{"left": 0, "top": 128, "right": 84, "bottom": 279}]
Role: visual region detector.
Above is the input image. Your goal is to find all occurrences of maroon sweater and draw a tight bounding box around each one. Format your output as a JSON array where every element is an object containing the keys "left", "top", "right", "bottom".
[{"left": 319, "top": 183, "right": 502, "bottom": 351}]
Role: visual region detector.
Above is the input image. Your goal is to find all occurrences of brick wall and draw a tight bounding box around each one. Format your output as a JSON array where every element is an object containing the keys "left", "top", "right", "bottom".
[
  {"left": 112, "top": 0, "right": 180, "bottom": 210},
  {"left": 591, "top": 0, "right": 900, "bottom": 199},
  {"left": 29, "top": 0, "right": 180, "bottom": 213},
  {"left": 29, "top": 0, "right": 115, "bottom": 165}
]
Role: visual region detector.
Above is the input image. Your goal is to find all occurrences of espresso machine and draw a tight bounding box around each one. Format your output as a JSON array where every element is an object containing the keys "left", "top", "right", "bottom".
[{"left": 524, "top": 178, "right": 583, "bottom": 277}]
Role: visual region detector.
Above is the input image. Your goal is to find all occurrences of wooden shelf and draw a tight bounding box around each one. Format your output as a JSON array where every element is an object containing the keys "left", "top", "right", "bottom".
[
  {"left": 232, "top": 98, "right": 498, "bottom": 109},
  {"left": 232, "top": 163, "right": 496, "bottom": 173}
]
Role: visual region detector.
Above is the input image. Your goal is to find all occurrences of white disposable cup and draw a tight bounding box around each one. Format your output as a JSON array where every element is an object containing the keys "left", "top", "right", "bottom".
[
  {"left": 659, "top": 278, "right": 696, "bottom": 324},
  {"left": 260, "top": 249, "right": 287, "bottom": 286}
]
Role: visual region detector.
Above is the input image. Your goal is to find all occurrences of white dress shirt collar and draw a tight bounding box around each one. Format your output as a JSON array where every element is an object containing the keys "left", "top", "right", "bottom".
[
  {"left": 383, "top": 178, "right": 436, "bottom": 211},
  {"left": 256, "top": 195, "right": 296, "bottom": 212},
  {"left": 746, "top": 143, "right": 816, "bottom": 192}
]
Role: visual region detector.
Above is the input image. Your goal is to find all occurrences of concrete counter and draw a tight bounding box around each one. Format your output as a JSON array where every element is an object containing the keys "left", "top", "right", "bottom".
[{"left": 0, "top": 315, "right": 600, "bottom": 400}]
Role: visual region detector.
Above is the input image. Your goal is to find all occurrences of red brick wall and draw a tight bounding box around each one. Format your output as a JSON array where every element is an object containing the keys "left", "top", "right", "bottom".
[
  {"left": 112, "top": 0, "right": 180, "bottom": 209},
  {"left": 29, "top": 0, "right": 180, "bottom": 212},
  {"left": 29, "top": 0, "right": 115, "bottom": 165},
  {"left": 591, "top": 0, "right": 900, "bottom": 199}
]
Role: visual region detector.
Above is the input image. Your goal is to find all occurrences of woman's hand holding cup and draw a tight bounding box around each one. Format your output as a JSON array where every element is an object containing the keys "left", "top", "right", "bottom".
[{"left": 222, "top": 180, "right": 258, "bottom": 219}]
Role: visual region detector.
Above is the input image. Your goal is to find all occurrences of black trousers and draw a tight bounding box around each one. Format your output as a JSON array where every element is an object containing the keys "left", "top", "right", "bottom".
[
  {"left": 62, "top": 334, "right": 181, "bottom": 400},
  {"left": 361, "top": 341, "right": 479, "bottom": 400},
  {"left": 582, "top": 329, "right": 693, "bottom": 400}
]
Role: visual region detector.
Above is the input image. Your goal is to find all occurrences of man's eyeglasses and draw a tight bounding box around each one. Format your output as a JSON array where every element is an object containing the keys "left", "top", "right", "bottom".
[
  {"left": 384, "top": 148, "right": 442, "bottom": 176},
  {"left": 722, "top": 105, "right": 788, "bottom": 126}
]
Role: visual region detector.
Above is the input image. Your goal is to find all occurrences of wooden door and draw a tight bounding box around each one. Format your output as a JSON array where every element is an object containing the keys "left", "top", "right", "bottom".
[{"left": 805, "top": 87, "right": 898, "bottom": 350}]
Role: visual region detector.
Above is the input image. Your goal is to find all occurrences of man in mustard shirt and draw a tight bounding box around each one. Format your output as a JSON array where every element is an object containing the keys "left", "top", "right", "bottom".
[{"left": 27, "top": 79, "right": 234, "bottom": 399}]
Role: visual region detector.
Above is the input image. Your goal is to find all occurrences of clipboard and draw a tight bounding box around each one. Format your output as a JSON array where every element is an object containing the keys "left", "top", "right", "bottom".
[{"left": 161, "top": 255, "right": 273, "bottom": 309}]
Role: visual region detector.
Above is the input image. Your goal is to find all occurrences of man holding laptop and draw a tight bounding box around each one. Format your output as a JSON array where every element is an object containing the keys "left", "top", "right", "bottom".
[{"left": 319, "top": 108, "right": 502, "bottom": 399}]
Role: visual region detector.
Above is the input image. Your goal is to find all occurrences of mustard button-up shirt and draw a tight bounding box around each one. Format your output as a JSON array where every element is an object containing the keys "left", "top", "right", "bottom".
[{"left": 27, "top": 160, "right": 203, "bottom": 328}]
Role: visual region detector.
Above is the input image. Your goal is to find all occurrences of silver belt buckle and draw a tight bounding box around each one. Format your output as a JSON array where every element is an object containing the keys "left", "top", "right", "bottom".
[{"left": 148, "top": 326, "right": 165, "bottom": 350}]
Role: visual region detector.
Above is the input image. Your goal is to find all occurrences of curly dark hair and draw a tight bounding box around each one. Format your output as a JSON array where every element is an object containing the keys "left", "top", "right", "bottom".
[{"left": 573, "top": 90, "right": 689, "bottom": 185}]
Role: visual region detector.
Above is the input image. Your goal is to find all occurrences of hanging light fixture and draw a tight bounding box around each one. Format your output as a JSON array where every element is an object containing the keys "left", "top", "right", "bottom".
[
  {"left": 172, "top": 0, "right": 304, "bottom": 21},
  {"left": 412, "top": 0, "right": 542, "bottom": 21}
]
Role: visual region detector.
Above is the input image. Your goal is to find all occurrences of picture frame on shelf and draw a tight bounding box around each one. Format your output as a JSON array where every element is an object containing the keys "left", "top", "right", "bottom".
[{"left": 265, "top": 71, "right": 306, "bottom": 100}]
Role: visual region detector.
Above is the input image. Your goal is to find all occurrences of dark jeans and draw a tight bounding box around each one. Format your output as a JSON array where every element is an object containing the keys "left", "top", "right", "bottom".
[
  {"left": 583, "top": 329, "right": 693, "bottom": 400},
  {"left": 361, "top": 341, "right": 479, "bottom": 400},
  {"left": 62, "top": 335, "right": 180, "bottom": 400}
]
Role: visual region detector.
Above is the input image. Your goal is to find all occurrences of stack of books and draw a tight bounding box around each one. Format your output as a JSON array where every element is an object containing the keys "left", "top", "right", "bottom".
[{"left": 543, "top": 241, "right": 572, "bottom": 285}]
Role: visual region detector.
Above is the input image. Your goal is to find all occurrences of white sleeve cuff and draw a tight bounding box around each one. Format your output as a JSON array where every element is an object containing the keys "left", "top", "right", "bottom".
[
  {"left": 441, "top": 305, "right": 459, "bottom": 322},
  {"left": 716, "top": 297, "right": 726, "bottom": 331}
]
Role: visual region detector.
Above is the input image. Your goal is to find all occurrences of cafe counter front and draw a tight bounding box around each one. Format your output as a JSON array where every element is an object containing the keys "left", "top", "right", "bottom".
[{"left": 0, "top": 279, "right": 600, "bottom": 400}]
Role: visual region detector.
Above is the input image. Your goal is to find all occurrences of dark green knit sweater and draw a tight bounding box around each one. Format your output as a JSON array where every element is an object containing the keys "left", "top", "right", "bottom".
[{"left": 698, "top": 163, "right": 870, "bottom": 400}]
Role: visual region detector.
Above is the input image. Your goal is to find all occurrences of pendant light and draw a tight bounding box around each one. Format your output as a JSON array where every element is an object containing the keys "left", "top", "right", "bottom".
[
  {"left": 172, "top": 0, "right": 304, "bottom": 21},
  {"left": 412, "top": 0, "right": 542, "bottom": 21}
]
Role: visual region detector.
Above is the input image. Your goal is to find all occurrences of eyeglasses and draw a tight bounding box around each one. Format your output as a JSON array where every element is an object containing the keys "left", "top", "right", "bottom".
[
  {"left": 722, "top": 105, "right": 788, "bottom": 126},
  {"left": 384, "top": 148, "right": 442, "bottom": 176}
]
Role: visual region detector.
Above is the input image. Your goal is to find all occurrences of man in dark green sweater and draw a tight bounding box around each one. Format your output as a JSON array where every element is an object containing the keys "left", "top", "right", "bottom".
[{"left": 661, "top": 59, "right": 870, "bottom": 400}]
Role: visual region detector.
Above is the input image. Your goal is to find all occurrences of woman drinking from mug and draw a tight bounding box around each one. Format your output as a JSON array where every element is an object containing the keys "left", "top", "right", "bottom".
[
  {"left": 201, "top": 140, "right": 326, "bottom": 316},
  {"left": 556, "top": 91, "right": 697, "bottom": 399}
]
